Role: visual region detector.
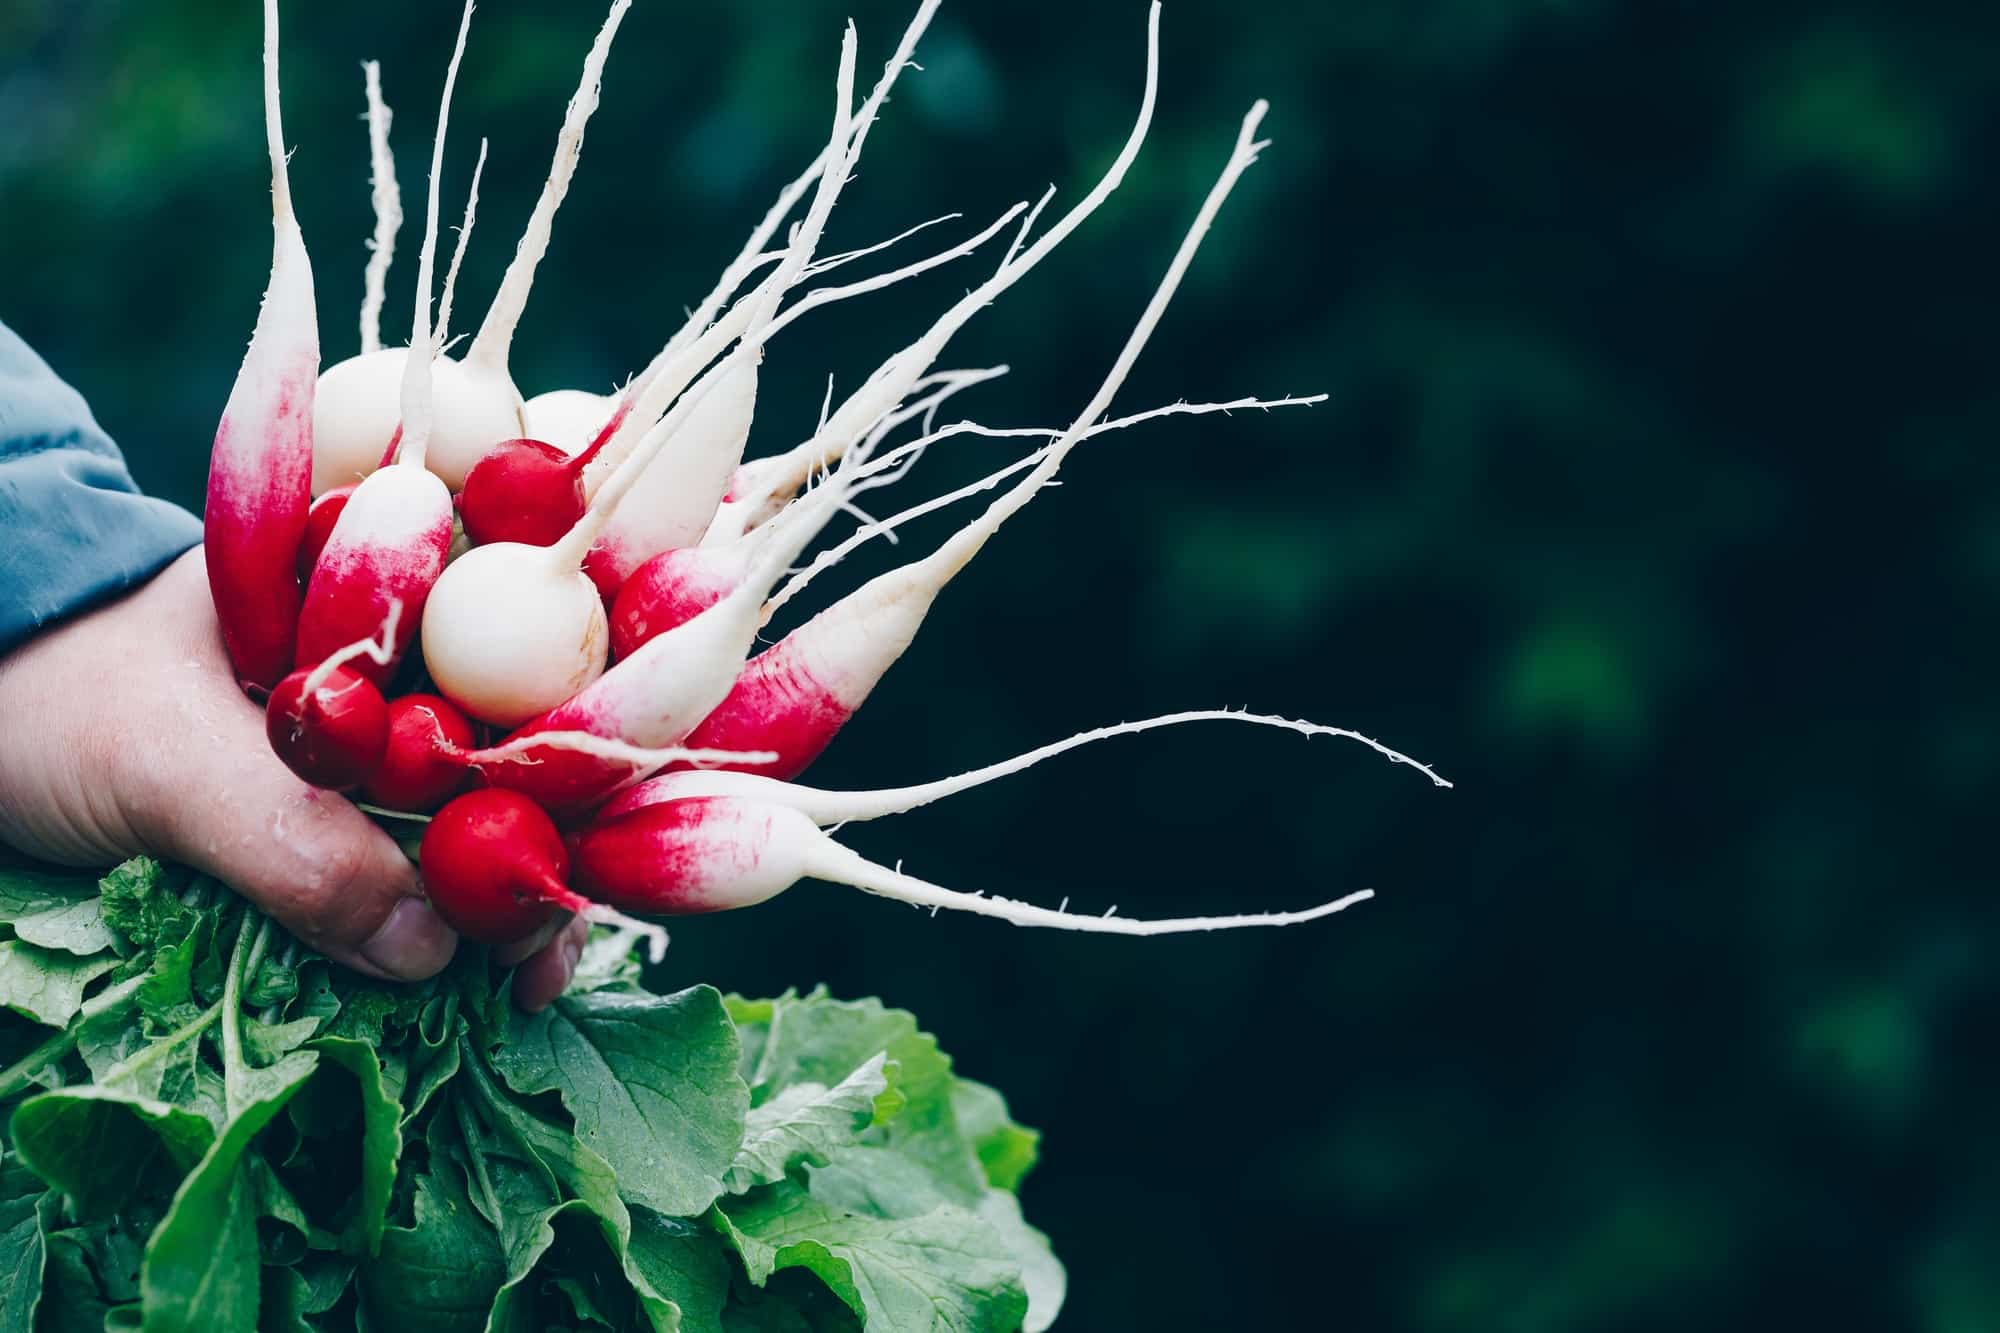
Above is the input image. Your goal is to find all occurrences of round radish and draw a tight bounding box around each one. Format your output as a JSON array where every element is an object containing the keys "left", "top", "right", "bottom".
[
  {"left": 420, "top": 541, "right": 609, "bottom": 726},
  {"left": 457, "top": 437, "right": 585, "bottom": 546},
  {"left": 521, "top": 389, "right": 611, "bottom": 454},
  {"left": 311, "top": 349, "right": 520, "bottom": 495},
  {"left": 419, "top": 789, "right": 585, "bottom": 943},
  {"left": 362, "top": 693, "right": 477, "bottom": 810},
  {"left": 265, "top": 664, "right": 389, "bottom": 791}
]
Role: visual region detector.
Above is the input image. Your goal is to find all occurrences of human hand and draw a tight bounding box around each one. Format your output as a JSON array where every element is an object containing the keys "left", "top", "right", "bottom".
[{"left": 0, "top": 547, "right": 587, "bottom": 1008}]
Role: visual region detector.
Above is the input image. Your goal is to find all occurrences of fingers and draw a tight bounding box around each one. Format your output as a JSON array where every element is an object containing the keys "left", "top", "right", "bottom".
[
  {"left": 120, "top": 555, "right": 458, "bottom": 982},
  {"left": 510, "top": 916, "right": 589, "bottom": 1012}
]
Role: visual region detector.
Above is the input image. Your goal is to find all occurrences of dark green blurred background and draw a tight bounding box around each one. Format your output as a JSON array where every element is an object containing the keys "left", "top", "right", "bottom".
[{"left": 5, "top": 0, "right": 1998, "bottom": 1327}]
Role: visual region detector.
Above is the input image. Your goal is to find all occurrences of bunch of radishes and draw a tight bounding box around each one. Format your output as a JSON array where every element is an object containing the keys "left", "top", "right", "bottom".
[{"left": 216, "top": 0, "right": 1446, "bottom": 956}]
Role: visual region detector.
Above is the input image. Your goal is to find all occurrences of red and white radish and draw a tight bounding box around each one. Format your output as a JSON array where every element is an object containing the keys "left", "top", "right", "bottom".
[
  {"left": 312, "top": 1, "right": 631, "bottom": 493},
  {"left": 263, "top": 604, "right": 404, "bottom": 791},
  {"left": 681, "top": 97, "right": 1267, "bottom": 780},
  {"left": 295, "top": 0, "right": 471, "bottom": 683},
  {"left": 205, "top": 0, "right": 317, "bottom": 690},
  {"left": 360, "top": 693, "right": 477, "bottom": 811},
  {"left": 575, "top": 796, "right": 1373, "bottom": 936}
]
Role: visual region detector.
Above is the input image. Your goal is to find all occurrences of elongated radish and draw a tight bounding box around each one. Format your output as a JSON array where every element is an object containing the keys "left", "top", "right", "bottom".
[
  {"left": 423, "top": 25, "right": 865, "bottom": 729},
  {"left": 357, "top": 59, "right": 400, "bottom": 359},
  {"left": 264, "top": 605, "right": 403, "bottom": 791},
  {"left": 420, "top": 790, "right": 585, "bottom": 943},
  {"left": 575, "top": 796, "right": 1374, "bottom": 936},
  {"left": 607, "top": 710, "right": 1450, "bottom": 829},
  {"left": 205, "top": 0, "right": 317, "bottom": 690},
  {"left": 295, "top": 0, "right": 470, "bottom": 683},
  {"left": 681, "top": 100, "right": 1268, "bottom": 782},
  {"left": 361, "top": 693, "right": 476, "bottom": 811},
  {"left": 312, "top": 2, "right": 631, "bottom": 493}
]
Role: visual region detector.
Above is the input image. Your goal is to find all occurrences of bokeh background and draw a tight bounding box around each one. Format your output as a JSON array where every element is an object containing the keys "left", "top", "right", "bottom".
[{"left": 5, "top": 0, "right": 1998, "bottom": 1327}]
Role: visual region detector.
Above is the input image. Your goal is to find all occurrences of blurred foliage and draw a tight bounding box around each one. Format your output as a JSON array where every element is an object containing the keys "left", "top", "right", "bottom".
[{"left": 4, "top": 0, "right": 1999, "bottom": 1328}]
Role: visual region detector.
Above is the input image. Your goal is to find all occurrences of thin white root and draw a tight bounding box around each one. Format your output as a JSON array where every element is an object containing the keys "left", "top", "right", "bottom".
[
  {"left": 655, "top": 0, "right": 942, "bottom": 364},
  {"left": 805, "top": 212, "right": 962, "bottom": 278},
  {"left": 263, "top": 0, "right": 295, "bottom": 223},
  {"left": 297, "top": 601, "right": 404, "bottom": 699},
  {"left": 360, "top": 60, "right": 401, "bottom": 354},
  {"left": 465, "top": 0, "right": 632, "bottom": 373},
  {"left": 634, "top": 707, "right": 1451, "bottom": 826},
  {"left": 436, "top": 137, "right": 487, "bottom": 345},
  {"left": 394, "top": 0, "right": 473, "bottom": 472},
  {"left": 764, "top": 201, "right": 1030, "bottom": 343},
  {"left": 464, "top": 732, "right": 777, "bottom": 770},
  {"left": 579, "top": 908, "right": 669, "bottom": 963},
  {"left": 767, "top": 446, "right": 1049, "bottom": 619},
  {"left": 809, "top": 839, "right": 1375, "bottom": 936}
]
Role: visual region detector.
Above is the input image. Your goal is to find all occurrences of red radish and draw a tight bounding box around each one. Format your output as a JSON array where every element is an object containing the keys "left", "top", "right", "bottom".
[
  {"left": 606, "top": 709, "right": 1451, "bottom": 827},
  {"left": 261, "top": 605, "right": 405, "bottom": 791},
  {"left": 311, "top": 2, "right": 631, "bottom": 493},
  {"left": 421, "top": 25, "right": 865, "bottom": 727},
  {"left": 356, "top": 59, "right": 401, "bottom": 361},
  {"left": 295, "top": 0, "right": 471, "bottom": 683},
  {"left": 205, "top": 0, "right": 318, "bottom": 690},
  {"left": 361, "top": 693, "right": 477, "bottom": 810},
  {"left": 297, "top": 483, "right": 353, "bottom": 580},
  {"left": 575, "top": 795, "right": 1373, "bottom": 936},
  {"left": 266, "top": 666, "right": 388, "bottom": 792},
  {"left": 457, "top": 436, "right": 582, "bottom": 547},
  {"left": 681, "top": 99, "right": 1265, "bottom": 780},
  {"left": 419, "top": 790, "right": 587, "bottom": 944}
]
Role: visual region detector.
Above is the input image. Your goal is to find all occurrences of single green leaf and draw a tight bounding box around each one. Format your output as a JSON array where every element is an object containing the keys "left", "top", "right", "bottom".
[
  {"left": 10, "top": 1085, "right": 212, "bottom": 1216},
  {"left": 490, "top": 986, "right": 746, "bottom": 1219},
  {"left": 264, "top": 1253, "right": 354, "bottom": 1331},
  {"left": 138, "top": 1048, "right": 318, "bottom": 1332},
  {"left": 948, "top": 1079, "right": 1040, "bottom": 1193},
  {"left": 725, "top": 1053, "right": 891, "bottom": 1195},
  {"left": 361, "top": 1164, "right": 506, "bottom": 1333},
  {"left": 0, "top": 868, "right": 117, "bottom": 956},
  {"left": 96, "top": 858, "right": 172, "bottom": 950},
  {"left": 0, "top": 1158, "right": 50, "bottom": 1330},
  {"left": 717, "top": 1180, "right": 1027, "bottom": 1333},
  {"left": 248, "top": 1014, "right": 323, "bottom": 1064},
  {"left": 308, "top": 1037, "right": 403, "bottom": 1256},
  {"left": 135, "top": 928, "right": 203, "bottom": 1032},
  {"left": 626, "top": 1208, "right": 732, "bottom": 1333},
  {"left": 745, "top": 992, "right": 982, "bottom": 1205},
  {"left": 573, "top": 927, "right": 649, "bottom": 994},
  {"left": 0, "top": 942, "right": 119, "bottom": 1027}
]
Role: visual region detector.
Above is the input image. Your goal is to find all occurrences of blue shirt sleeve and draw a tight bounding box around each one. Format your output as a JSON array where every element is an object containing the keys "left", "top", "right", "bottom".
[{"left": 0, "top": 319, "right": 203, "bottom": 654}]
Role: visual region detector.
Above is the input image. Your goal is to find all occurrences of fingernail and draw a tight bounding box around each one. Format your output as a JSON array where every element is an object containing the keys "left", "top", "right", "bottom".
[{"left": 361, "top": 898, "right": 458, "bottom": 980}]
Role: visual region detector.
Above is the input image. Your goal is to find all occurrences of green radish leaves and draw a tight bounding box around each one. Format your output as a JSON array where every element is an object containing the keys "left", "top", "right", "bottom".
[{"left": 0, "top": 857, "right": 1059, "bottom": 1330}]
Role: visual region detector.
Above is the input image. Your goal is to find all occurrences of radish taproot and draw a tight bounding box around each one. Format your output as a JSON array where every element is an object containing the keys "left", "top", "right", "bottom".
[
  {"left": 680, "top": 97, "right": 1268, "bottom": 780},
  {"left": 295, "top": 0, "right": 470, "bottom": 683},
  {"left": 575, "top": 796, "right": 1375, "bottom": 936},
  {"left": 205, "top": 0, "right": 317, "bottom": 691},
  {"left": 311, "top": 2, "right": 631, "bottom": 493}
]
